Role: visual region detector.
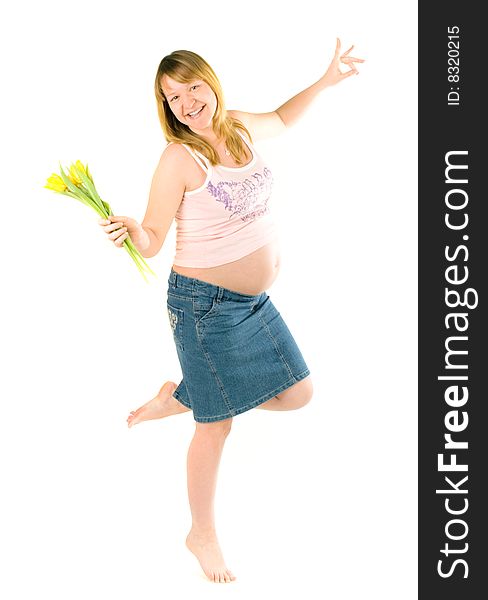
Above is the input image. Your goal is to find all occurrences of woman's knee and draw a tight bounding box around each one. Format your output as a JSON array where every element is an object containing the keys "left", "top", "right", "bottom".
[
  {"left": 195, "top": 417, "right": 233, "bottom": 436},
  {"left": 296, "top": 376, "right": 313, "bottom": 407},
  {"left": 278, "top": 376, "right": 314, "bottom": 409}
]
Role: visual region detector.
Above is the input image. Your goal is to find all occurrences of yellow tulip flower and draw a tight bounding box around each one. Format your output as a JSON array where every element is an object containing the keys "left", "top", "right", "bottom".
[
  {"left": 68, "top": 163, "right": 83, "bottom": 186},
  {"left": 75, "top": 160, "right": 89, "bottom": 176},
  {"left": 44, "top": 173, "right": 67, "bottom": 193}
]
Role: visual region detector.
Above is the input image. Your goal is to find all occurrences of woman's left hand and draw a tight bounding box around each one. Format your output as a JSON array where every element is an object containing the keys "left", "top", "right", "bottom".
[{"left": 318, "top": 38, "right": 365, "bottom": 88}]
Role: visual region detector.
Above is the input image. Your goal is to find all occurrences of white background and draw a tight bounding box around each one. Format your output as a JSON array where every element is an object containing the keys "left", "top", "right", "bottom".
[{"left": 1, "top": 1, "right": 417, "bottom": 598}]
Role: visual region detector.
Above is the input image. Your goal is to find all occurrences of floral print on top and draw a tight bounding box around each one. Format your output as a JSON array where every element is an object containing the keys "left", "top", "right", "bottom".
[{"left": 206, "top": 167, "right": 274, "bottom": 222}]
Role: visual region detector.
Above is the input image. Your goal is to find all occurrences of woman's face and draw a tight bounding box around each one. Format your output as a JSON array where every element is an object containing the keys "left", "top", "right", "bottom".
[{"left": 161, "top": 74, "right": 218, "bottom": 137}]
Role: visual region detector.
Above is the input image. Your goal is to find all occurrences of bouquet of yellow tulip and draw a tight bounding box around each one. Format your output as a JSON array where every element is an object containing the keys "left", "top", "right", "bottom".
[{"left": 44, "top": 160, "right": 156, "bottom": 282}]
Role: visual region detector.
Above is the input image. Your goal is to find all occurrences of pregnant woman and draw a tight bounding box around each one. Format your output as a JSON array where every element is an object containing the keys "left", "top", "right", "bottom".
[{"left": 99, "top": 42, "right": 364, "bottom": 583}]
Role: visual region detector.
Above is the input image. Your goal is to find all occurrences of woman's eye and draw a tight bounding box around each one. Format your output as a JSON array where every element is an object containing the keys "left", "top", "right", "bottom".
[{"left": 169, "top": 85, "right": 198, "bottom": 102}]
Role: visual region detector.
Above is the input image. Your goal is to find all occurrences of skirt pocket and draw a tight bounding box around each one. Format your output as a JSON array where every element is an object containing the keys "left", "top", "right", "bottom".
[
  {"left": 193, "top": 296, "right": 220, "bottom": 325},
  {"left": 166, "top": 302, "right": 185, "bottom": 351}
]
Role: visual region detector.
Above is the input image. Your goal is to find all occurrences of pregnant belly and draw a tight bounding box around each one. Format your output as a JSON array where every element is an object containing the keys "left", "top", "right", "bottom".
[{"left": 172, "top": 239, "right": 281, "bottom": 296}]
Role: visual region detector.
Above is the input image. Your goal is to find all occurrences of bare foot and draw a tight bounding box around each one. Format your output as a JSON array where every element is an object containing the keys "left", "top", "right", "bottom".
[
  {"left": 127, "top": 381, "right": 190, "bottom": 427},
  {"left": 186, "top": 529, "right": 236, "bottom": 583}
]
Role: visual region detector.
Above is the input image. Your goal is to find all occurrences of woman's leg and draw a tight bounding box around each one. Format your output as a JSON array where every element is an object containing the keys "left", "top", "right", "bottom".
[
  {"left": 185, "top": 418, "right": 236, "bottom": 583},
  {"left": 255, "top": 375, "right": 313, "bottom": 411}
]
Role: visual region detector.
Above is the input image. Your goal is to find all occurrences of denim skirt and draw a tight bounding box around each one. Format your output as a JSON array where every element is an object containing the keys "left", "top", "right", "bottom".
[{"left": 166, "top": 268, "right": 311, "bottom": 423}]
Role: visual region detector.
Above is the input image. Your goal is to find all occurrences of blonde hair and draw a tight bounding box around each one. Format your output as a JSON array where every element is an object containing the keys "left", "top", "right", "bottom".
[{"left": 154, "top": 50, "right": 253, "bottom": 166}]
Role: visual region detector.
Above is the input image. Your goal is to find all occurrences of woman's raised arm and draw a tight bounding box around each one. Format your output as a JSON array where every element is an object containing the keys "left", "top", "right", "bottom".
[{"left": 228, "top": 38, "right": 364, "bottom": 140}]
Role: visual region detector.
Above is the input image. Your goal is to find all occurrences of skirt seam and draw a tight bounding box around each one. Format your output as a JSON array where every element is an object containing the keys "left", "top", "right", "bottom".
[
  {"left": 257, "top": 307, "right": 295, "bottom": 380},
  {"left": 195, "top": 318, "right": 236, "bottom": 416}
]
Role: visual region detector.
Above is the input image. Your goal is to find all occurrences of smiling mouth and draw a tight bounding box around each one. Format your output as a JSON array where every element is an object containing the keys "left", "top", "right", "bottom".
[{"left": 187, "top": 105, "right": 205, "bottom": 118}]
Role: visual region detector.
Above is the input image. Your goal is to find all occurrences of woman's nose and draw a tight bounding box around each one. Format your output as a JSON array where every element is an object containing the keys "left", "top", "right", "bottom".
[{"left": 184, "top": 97, "right": 196, "bottom": 111}]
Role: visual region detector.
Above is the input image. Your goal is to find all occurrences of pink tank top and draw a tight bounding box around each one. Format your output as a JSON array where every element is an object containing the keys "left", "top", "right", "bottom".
[{"left": 169, "top": 129, "right": 278, "bottom": 267}]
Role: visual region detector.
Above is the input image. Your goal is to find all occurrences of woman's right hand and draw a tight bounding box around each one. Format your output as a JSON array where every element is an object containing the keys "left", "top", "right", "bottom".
[{"left": 98, "top": 215, "right": 150, "bottom": 252}]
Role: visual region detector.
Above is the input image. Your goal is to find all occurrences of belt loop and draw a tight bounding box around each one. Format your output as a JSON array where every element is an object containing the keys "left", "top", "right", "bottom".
[
  {"left": 169, "top": 269, "right": 177, "bottom": 286},
  {"left": 217, "top": 287, "right": 224, "bottom": 302}
]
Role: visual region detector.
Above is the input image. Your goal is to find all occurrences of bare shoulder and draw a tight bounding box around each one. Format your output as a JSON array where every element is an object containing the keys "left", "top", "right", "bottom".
[
  {"left": 227, "top": 109, "right": 287, "bottom": 141},
  {"left": 156, "top": 141, "right": 195, "bottom": 183},
  {"left": 160, "top": 141, "right": 191, "bottom": 166}
]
